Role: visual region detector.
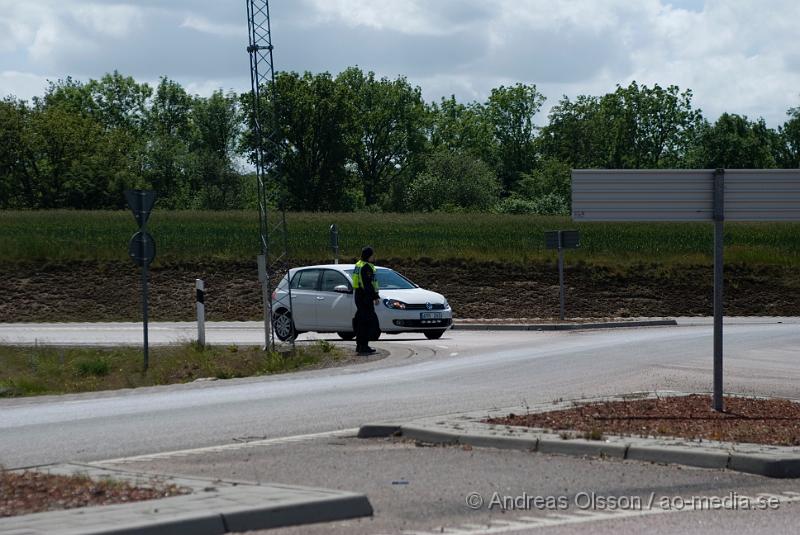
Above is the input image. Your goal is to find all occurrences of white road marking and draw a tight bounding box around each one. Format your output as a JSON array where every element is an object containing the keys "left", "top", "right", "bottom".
[
  {"left": 401, "top": 492, "right": 800, "bottom": 535},
  {"left": 91, "top": 428, "right": 358, "bottom": 466},
  {"left": 450, "top": 352, "right": 459, "bottom": 356}
]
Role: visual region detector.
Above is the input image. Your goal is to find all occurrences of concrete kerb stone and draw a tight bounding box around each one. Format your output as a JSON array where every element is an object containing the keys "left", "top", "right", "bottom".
[
  {"left": 452, "top": 319, "right": 678, "bottom": 331},
  {"left": 729, "top": 453, "right": 800, "bottom": 478},
  {"left": 0, "top": 463, "right": 373, "bottom": 535},
  {"left": 359, "top": 391, "right": 800, "bottom": 478},
  {"left": 357, "top": 423, "right": 402, "bottom": 438}
]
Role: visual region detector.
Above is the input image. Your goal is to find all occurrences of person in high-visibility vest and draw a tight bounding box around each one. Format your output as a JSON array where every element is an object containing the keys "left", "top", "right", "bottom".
[{"left": 352, "top": 246, "right": 380, "bottom": 355}]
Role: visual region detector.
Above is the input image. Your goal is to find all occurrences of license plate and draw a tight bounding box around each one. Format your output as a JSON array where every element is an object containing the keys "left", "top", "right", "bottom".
[{"left": 420, "top": 312, "right": 442, "bottom": 320}]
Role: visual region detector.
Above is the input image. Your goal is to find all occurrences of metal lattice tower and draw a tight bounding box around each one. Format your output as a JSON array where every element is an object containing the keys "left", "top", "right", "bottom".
[{"left": 246, "top": 0, "right": 291, "bottom": 349}]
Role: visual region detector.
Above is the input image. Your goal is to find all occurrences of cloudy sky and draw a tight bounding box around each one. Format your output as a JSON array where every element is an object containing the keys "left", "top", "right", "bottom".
[{"left": 1, "top": 0, "right": 798, "bottom": 126}]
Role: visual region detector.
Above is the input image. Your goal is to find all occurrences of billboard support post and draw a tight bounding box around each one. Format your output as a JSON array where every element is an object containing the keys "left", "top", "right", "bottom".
[
  {"left": 571, "top": 168, "right": 800, "bottom": 412},
  {"left": 713, "top": 169, "right": 725, "bottom": 411},
  {"left": 558, "top": 232, "right": 566, "bottom": 321}
]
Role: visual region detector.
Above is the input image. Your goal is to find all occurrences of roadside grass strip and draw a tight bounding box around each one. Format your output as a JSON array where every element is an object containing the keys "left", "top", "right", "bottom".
[{"left": 0, "top": 341, "right": 345, "bottom": 397}]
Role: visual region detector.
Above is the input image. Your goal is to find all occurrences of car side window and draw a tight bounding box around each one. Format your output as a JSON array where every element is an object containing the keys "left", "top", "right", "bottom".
[
  {"left": 290, "top": 269, "right": 321, "bottom": 290},
  {"left": 320, "top": 270, "right": 351, "bottom": 292}
]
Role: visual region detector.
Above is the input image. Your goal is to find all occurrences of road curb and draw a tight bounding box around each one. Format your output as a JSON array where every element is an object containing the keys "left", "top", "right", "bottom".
[
  {"left": 452, "top": 319, "right": 677, "bottom": 331},
  {"left": 0, "top": 463, "right": 373, "bottom": 534},
  {"left": 359, "top": 393, "right": 800, "bottom": 479}
]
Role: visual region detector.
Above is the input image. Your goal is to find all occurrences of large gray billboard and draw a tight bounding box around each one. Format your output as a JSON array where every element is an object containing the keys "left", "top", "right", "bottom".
[{"left": 572, "top": 169, "right": 800, "bottom": 222}]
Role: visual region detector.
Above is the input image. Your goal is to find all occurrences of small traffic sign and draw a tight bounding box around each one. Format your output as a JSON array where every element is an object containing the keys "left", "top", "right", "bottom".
[
  {"left": 124, "top": 190, "right": 157, "bottom": 228},
  {"left": 545, "top": 230, "right": 580, "bottom": 250},
  {"left": 128, "top": 231, "right": 156, "bottom": 266}
]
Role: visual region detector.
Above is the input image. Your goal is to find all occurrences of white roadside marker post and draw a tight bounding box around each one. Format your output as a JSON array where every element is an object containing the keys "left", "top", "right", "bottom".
[{"left": 196, "top": 279, "right": 206, "bottom": 347}]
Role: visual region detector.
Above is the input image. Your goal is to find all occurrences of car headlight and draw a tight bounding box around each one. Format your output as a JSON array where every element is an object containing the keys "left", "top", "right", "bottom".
[
  {"left": 443, "top": 299, "right": 450, "bottom": 310},
  {"left": 383, "top": 299, "right": 406, "bottom": 310}
]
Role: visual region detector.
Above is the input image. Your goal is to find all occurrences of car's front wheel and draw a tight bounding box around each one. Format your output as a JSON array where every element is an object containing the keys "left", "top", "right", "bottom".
[
  {"left": 337, "top": 331, "right": 355, "bottom": 341},
  {"left": 424, "top": 329, "right": 447, "bottom": 340},
  {"left": 272, "top": 310, "right": 297, "bottom": 341}
]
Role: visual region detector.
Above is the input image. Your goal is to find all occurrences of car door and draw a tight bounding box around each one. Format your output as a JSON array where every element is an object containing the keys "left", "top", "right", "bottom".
[
  {"left": 289, "top": 269, "right": 322, "bottom": 330},
  {"left": 316, "top": 269, "right": 355, "bottom": 331}
]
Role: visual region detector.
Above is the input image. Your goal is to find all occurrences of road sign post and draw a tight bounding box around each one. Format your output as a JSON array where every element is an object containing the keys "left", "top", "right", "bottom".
[
  {"left": 330, "top": 224, "right": 339, "bottom": 264},
  {"left": 572, "top": 169, "right": 800, "bottom": 411},
  {"left": 125, "top": 190, "right": 157, "bottom": 372},
  {"left": 545, "top": 230, "right": 580, "bottom": 321}
]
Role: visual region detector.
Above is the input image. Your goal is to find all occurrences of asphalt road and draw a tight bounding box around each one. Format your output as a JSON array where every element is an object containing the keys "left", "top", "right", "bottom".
[
  {"left": 1, "top": 319, "right": 798, "bottom": 469},
  {"left": 3, "top": 319, "right": 800, "bottom": 534},
  {"left": 117, "top": 435, "right": 800, "bottom": 535}
]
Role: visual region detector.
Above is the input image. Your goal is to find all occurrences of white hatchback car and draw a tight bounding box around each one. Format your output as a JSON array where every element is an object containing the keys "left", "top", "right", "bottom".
[{"left": 271, "top": 264, "right": 453, "bottom": 341}]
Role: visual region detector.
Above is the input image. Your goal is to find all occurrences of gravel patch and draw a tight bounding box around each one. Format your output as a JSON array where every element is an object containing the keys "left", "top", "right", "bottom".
[
  {"left": 487, "top": 394, "right": 800, "bottom": 446},
  {"left": 0, "top": 470, "right": 188, "bottom": 518}
]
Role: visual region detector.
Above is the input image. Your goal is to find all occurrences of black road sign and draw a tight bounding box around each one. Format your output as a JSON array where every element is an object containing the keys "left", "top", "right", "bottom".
[
  {"left": 125, "top": 190, "right": 157, "bottom": 228},
  {"left": 545, "top": 230, "right": 580, "bottom": 250},
  {"left": 330, "top": 224, "right": 339, "bottom": 249},
  {"left": 128, "top": 231, "right": 156, "bottom": 266}
]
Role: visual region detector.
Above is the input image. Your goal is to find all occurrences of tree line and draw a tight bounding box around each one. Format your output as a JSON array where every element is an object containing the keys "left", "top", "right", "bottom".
[{"left": 1, "top": 68, "right": 798, "bottom": 212}]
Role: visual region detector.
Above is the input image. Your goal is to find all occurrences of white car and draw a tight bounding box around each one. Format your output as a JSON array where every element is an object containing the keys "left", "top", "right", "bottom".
[{"left": 271, "top": 264, "right": 453, "bottom": 342}]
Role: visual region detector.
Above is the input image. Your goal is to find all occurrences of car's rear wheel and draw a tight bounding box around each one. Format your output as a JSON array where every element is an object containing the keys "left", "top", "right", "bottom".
[
  {"left": 337, "top": 331, "right": 355, "bottom": 341},
  {"left": 424, "top": 329, "right": 447, "bottom": 340},
  {"left": 272, "top": 310, "right": 297, "bottom": 341}
]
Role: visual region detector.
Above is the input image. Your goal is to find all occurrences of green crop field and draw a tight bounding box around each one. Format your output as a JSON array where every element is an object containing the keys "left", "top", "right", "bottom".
[{"left": 1, "top": 210, "right": 799, "bottom": 266}]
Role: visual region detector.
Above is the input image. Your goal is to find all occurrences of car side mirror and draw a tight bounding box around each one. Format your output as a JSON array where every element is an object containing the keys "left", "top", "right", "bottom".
[{"left": 334, "top": 284, "right": 352, "bottom": 294}]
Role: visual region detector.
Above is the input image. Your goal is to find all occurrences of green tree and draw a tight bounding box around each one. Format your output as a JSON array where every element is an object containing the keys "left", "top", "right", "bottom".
[
  {"left": 143, "top": 77, "right": 196, "bottom": 206},
  {"left": 0, "top": 98, "right": 29, "bottom": 207},
  {"left": 23, "top": 101, "right": 109, "bottom": 208},
  {"left": 337, "top": 68, "right": 426, "bottom": 208},
  {"left": 778, "top": 105, "right": 800, "bottom": 168},
  {"left": 405, "top": 149, "right": 500, "bottom": 211},
  {"left": 540, "top": 82, "right": 702, "bottom": 169},
  {"left": 256, "top": 71, "right": 357, "bottom": 211},
  {"left": 84, "top": 70, "right": 152, "bottom": 132},
  {"left": 486, "top": 83, "right": 545, "bottom": 191},
  {"left": 39, "top": 74, "right": 149, "bottom": 207},
  {"left": 691, "top": 113, "right": 779, "bottom": 169},
  {"left": 428, "top": 96, "right": 494, "bottom": 165},
  {"left": 191, "top": 90, "right": 243, "bottom": 209}
]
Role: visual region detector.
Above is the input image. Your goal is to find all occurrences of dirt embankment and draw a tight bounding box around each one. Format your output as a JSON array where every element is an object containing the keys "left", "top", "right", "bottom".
[{"left": 2, "top": 259, "right": 799, "bottom": 323}]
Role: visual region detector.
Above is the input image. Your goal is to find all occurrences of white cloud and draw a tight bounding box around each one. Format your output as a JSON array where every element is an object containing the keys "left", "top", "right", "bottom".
[
  {"left": 306, "top": 0, "right": 485, "bottom": 35},
  {"left": 72, "top": 4, "right": 144, "bottom": 37},
  {"left": 0, "top": 0, "right": 798, "bottom": 126},
  {"left": 0, "top": 71, "right": 51, "bottom": 100},
  {"left": 180, "top": 15, "right": 243, "bottom": 38}
]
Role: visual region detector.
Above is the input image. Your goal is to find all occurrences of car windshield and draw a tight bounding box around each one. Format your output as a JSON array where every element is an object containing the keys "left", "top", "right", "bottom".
[{"left": 345, "top": 268, "right": 417, "bottom": 290}]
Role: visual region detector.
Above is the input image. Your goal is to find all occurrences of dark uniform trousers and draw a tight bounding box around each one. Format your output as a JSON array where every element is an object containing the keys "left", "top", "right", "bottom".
[
  {"left": 354, "top": 292, "right": 380, "bottom": 349},
  {"left": 354, "top": 262, "right": 380, "bottom": 349}
]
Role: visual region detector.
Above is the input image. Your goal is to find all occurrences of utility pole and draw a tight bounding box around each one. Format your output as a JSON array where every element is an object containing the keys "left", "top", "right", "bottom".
[{"left": 246, "top": 0, "right": 292, "bottom": 349}]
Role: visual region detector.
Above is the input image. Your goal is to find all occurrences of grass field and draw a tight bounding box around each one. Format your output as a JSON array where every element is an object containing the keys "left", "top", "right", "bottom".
[
  {"left": 1, "top": 210, "right": 799, "bottom": 265},
  {"left": 0, "top": 341, "right": 342, "bottom": 397}
]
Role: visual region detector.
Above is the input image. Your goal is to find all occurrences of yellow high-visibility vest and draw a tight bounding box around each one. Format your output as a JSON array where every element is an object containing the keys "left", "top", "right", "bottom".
[{"left": 352, "top": 260, "right": 379, "bottom": 292}]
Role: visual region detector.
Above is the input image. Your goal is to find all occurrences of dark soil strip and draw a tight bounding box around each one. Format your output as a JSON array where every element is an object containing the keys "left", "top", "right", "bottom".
[
  {"left": 487, "top": 395, "right": 800, "bottom": 446},
  {"left": 2, "top": 260, "right": 799, "bottom": 322}
]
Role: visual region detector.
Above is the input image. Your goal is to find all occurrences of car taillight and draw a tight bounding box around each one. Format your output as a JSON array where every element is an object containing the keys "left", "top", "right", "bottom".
[{"left": 271, "top": 291, "right": 277, "bottom": 301}]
